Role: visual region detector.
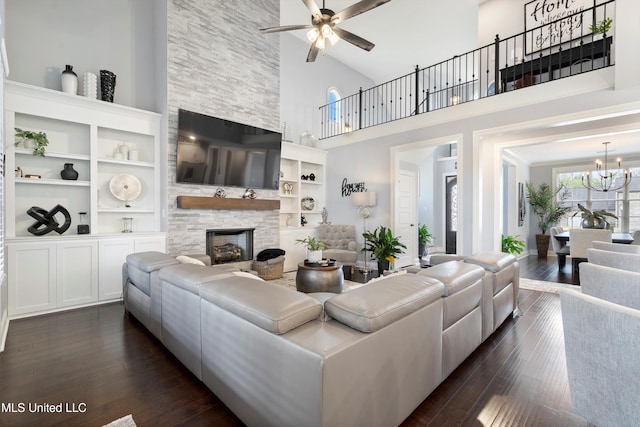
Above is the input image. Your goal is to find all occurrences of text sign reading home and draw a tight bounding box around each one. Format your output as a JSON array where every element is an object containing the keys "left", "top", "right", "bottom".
[{"left": 524, "top": 0, "right": 592, "bottom": 54}]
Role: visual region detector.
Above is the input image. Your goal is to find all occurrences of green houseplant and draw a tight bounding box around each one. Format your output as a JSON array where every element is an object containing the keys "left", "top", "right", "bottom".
[
  {"left": 362, "top": 225, "right": 407, "bottom": 275},
  {"left": 525, "top": 182, "right": 571, "bottom": 257},
  {"left": 14, "top": 127, "right": 49, "bottom": 157},
  {"left": 296, "top": 236, "right": 325, "bottom": 262},
  {"left": 574, "top": 203, "right": 617, "bottom": 229},
  {"left": 418, "top": 223, "right": 434, "bottom": 257},
  {"left": 501, "top": 234, "right": 525, "bottom": 255},
  {"left": 590, "top": 17, "right": 613, "bottom": 35}
]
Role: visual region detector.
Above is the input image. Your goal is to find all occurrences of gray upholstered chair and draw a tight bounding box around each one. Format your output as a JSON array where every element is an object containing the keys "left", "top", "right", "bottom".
[
  {"left": 569, "top": 228, "right": 611, "bottom": 283},
  {"left": 550, "top": 226, "right": 570, "bottom": 269},
  {"left": 587, "top": 248, "right": 640, "bottom": 273},
  {"left": 591, "top": 241, "right": 640, "bottom": 254},
  {"left": 560, "top": 263, "right": 640, "bottom": 427},
  {"left": 316, "top": 224, "right": 358, "bottom": 266},
  {"left": 631, "top": 230, "right": 640, "bottom": 245}
]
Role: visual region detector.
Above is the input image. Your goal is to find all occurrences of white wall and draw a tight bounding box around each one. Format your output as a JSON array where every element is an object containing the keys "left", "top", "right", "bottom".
[
  {"left": 5, "top": 0, "right": 157, "bottom": 110},
  {"left": 0, "top": 0, "right": 7, "bottom": 351},
  {"left": 280, "top": 34, "right": 374, "bottom": 145}
]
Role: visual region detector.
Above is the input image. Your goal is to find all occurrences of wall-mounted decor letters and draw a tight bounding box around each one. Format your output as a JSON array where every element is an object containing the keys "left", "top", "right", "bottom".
[{"left": 341, "top": 178, "right": 367, "bottom": 197}]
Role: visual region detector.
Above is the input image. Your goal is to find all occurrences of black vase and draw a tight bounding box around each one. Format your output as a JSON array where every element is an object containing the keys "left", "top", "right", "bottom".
[
  {"left": 60, "top": 163, "right": 79, "bottom": 180},
  {"left": 377, "top": 260, "right": 390, "bottom": 276},
  {"left": 100, "top": 69, "right": 116, "bottom": 102}
]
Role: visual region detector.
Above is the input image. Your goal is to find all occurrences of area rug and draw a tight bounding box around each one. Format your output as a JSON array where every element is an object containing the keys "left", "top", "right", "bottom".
[
  {"left": 102, "top": 415, "right": 137, "bottom": 427},
  {"left": 520, "top": 278, "right": 580, "bottom": 294}
]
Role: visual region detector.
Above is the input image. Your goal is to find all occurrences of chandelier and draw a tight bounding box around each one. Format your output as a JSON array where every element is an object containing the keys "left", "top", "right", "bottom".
[{"left": 582, "top": 141, "right": 632, "bottom": 192}]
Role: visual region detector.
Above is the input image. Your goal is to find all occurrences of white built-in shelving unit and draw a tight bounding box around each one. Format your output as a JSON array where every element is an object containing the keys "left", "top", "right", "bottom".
[
  {"left": 4, "top": 81, "right": 166, "bottom": 318},
  {"left": 279, "top": 142, "right": 326, "bottom": 271}
]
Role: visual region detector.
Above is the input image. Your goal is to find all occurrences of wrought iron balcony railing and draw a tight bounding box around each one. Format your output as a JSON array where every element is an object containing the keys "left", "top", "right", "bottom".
[{"left": 319, "top": 1, "right": 615, "bottom": 139}]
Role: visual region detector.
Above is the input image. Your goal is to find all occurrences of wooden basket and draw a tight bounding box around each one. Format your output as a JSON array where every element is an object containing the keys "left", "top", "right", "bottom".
[{"left": 253, "top": 259, "right": 284, "bottom": 280}]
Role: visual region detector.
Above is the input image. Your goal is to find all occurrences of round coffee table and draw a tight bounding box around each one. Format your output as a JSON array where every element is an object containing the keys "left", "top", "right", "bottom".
[{"left": 296, "top": 262, "right": 344, "bottom": 293}]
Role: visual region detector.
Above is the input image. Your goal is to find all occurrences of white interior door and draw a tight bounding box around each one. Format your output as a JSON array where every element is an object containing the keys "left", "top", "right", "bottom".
[{"left": 395, "top": 170, "right": 417, "bottom": 268}]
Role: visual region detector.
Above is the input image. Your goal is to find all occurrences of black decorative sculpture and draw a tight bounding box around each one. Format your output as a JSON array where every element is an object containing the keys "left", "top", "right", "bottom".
[{"left": 27, "top": 204, "right": 71, "bottom": 236}]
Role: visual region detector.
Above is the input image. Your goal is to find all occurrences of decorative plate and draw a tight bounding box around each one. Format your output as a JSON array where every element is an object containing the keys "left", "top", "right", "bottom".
[
  {"left": 109, "top": 173, "right": 142, "bottom": 205},
  {"left": 301, "top": 196, "right": 315, "bottom": 211}
]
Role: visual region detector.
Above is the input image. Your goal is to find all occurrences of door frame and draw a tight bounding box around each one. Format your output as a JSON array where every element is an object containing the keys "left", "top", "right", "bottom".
[{"left": 390, "top": 134, "right": 465, "bottom": 256}]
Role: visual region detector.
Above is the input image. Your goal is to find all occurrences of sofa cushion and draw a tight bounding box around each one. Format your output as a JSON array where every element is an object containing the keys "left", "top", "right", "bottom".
[
  {"left": 200, "top": 277, "right": 322, "bottom": 334},
  {"left": 324, "top": 274, "right": 443, "bottom": 333},
  {"left": 465, "top": 251, "right": 516, "bottom": 273},
  {"left": 417, "top": 261, "right": 484, "bottom": 297},
  {"left": 127, "top": 251, "right": 179, "bottom": 273},
  {"left": 126, "top": 252, "right": 179, "bottom": 296},
  {"left": 159, "top": 263, "right": 232, "bottom": 295}
]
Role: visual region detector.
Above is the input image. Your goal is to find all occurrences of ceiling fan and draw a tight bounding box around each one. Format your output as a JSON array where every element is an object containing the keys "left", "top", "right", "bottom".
[{"left": 260, "top": 0, "right": 391, "bottom": 62}]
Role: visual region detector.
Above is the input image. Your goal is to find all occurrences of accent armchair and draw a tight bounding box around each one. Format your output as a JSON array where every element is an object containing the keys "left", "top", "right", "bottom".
[
  {"left": 560, "top": 263, "right": 640, "bottom": 427},
  {"left": 316, "top": 224, "right": 358, "bottom": 266}
]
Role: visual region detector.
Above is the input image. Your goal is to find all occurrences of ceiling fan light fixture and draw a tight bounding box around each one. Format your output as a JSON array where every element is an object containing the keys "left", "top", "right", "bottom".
[
  {"left": 321, "top": 23, "right": 332, "bottom": 38},
  {"left": 306, "top": 28, "right": 319, "bottom": 43},
  {"left": 328, "top": 31, "right": 340, "bottom": 45},
  {"left": 315, "top": 36, "right": 326, "bottom": 50}
]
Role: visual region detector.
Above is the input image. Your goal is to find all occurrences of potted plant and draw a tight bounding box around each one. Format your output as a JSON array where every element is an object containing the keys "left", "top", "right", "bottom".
[
  {"left": 501, "top": 234, "right": 525, "bottom": 255},
  {"left": 590, "top": 17, "right": 613, "bottom": 36},
  {"left": 14, "top": 127, "right": 49, "bottom": 157},
  {"left": 418, "top": 223, "right": 434, "bottom": 258},
  {"left": 525, "top": 182, "right": 571, "bottom": 257},
  {"left": 296, "top": 236, "right": 325, "bottom": 263},
  {"left": 362, "top": 225, "right": 407, "bottom": 275},
  {"left": 573, "top": 203, "right": 617, "bottom": 229}
]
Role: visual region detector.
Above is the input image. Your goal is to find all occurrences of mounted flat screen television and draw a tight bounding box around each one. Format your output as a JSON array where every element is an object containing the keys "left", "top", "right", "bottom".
[{"left": 176, "top": 109, "right": 282, "bottom": 190}]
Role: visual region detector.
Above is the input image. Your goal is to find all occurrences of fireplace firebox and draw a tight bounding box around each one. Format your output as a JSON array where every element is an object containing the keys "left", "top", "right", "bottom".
[{"left": 206, "top": 228, "right": 255, "bottom": 265}]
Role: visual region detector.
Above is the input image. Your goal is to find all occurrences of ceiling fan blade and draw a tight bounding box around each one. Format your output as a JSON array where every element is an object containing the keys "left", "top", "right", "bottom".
[
  {"left": 332, "top": 0, "right": 391, "bottom": 24},
  {"left": 301, "top": 0, "right": 323, "bottom": 21},
  {"left": 332, "top": 27, "right": 375, "bottom": 51},
  {"left": 260, "top": 24, "right": 314, "bottom": 34},
  {"left": 306, "top": 43, "right": 320, "bottom": 62}
]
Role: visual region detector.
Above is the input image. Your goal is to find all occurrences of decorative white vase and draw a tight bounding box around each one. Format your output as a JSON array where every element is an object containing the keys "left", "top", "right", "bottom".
[
  {"left": 61, "top": 65, "right": 78, "bottom": 95},
  {"left": 308, "top": 250, "right": 323, "bottom": 263}
]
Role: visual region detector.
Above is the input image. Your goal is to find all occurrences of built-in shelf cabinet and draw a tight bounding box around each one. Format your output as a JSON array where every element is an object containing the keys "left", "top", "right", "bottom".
[
  {"left": 4, "top": 81, "right": 166, "bottom": 318},
  {"left": 279, "top": 142, "right": 327, "bottom": 271}
]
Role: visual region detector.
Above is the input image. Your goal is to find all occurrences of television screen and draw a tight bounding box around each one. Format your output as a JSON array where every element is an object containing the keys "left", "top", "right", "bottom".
[{"left": 176, "top": 109, "right": 282, "bottom": 190}]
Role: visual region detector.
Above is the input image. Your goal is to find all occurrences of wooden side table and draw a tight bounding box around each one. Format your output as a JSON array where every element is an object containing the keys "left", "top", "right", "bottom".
[{"left": 296, "top": 262, "right": 344, "bottom": 293}]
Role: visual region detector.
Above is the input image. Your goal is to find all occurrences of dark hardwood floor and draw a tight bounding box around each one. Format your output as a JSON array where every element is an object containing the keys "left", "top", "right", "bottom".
[
  {"left": 0, "top": 256, "right": 589, "bottom": 426},
  {"left": 518, "top": 254, "right": 574, "bottom": 285}
]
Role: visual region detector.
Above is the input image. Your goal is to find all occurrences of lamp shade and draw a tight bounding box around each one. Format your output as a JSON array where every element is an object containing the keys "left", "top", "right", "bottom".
[{"left": 351, "top": 191, "right": 377, "bottom": 207}]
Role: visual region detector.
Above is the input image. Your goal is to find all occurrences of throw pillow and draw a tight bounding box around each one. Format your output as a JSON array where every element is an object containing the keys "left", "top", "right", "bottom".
[{"left": 176, "top": 255, "right": 206, "bottom": 266}]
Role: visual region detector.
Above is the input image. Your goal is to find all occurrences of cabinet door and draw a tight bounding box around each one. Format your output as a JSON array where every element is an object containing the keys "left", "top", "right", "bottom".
[
  {"left": 8, "top": 242, "right": 57, "bottom": 317},
  {"left": 134, "top": 236, "right": 166, "bottom": 253},
  {"left": 57, "top": 240, "right": 99, "bottom": 307},
  {"left": 99, "top": 238, "right": 135, "bottom": 301}
]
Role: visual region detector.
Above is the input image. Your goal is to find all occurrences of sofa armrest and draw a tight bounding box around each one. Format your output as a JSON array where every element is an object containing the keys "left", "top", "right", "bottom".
[
  {"left": 587, "top": 248, "right": 640, "bottom": 273},
  {"left": 347, "top": 240, "right": 357, "bottom": 251},
  {"left": 579, "top": 262, "right": 640, "bottom": 310},
  {"left": 560, "top": 289, "right": 640, "bottom": 426}
]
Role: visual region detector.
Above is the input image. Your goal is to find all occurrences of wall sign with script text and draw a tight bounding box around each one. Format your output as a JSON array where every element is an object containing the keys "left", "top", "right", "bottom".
[
  {"left": 524, "top": 0, "right": 592, "bottom": 54},
  {"left": 341, "top": 178, "right": 367, "bottom": 197}
]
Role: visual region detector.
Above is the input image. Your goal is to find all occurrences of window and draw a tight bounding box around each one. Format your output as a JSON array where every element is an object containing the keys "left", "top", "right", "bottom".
[
  {"left": 556, "top": 163, "right": 640, "bottom": 232},
  {"left": 327, "top": 87, "right": 341, "bottom": 123}
]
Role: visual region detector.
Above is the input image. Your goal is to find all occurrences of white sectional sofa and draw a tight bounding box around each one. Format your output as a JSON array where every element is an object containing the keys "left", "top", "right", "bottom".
[{"left": 122, "top": 251, "right": 520, "bottom": 427}]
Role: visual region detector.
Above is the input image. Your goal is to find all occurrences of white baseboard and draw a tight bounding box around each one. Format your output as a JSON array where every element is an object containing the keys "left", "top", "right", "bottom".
[{"left": 0, "top": 313, "right": 8, "bottom": 353}]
